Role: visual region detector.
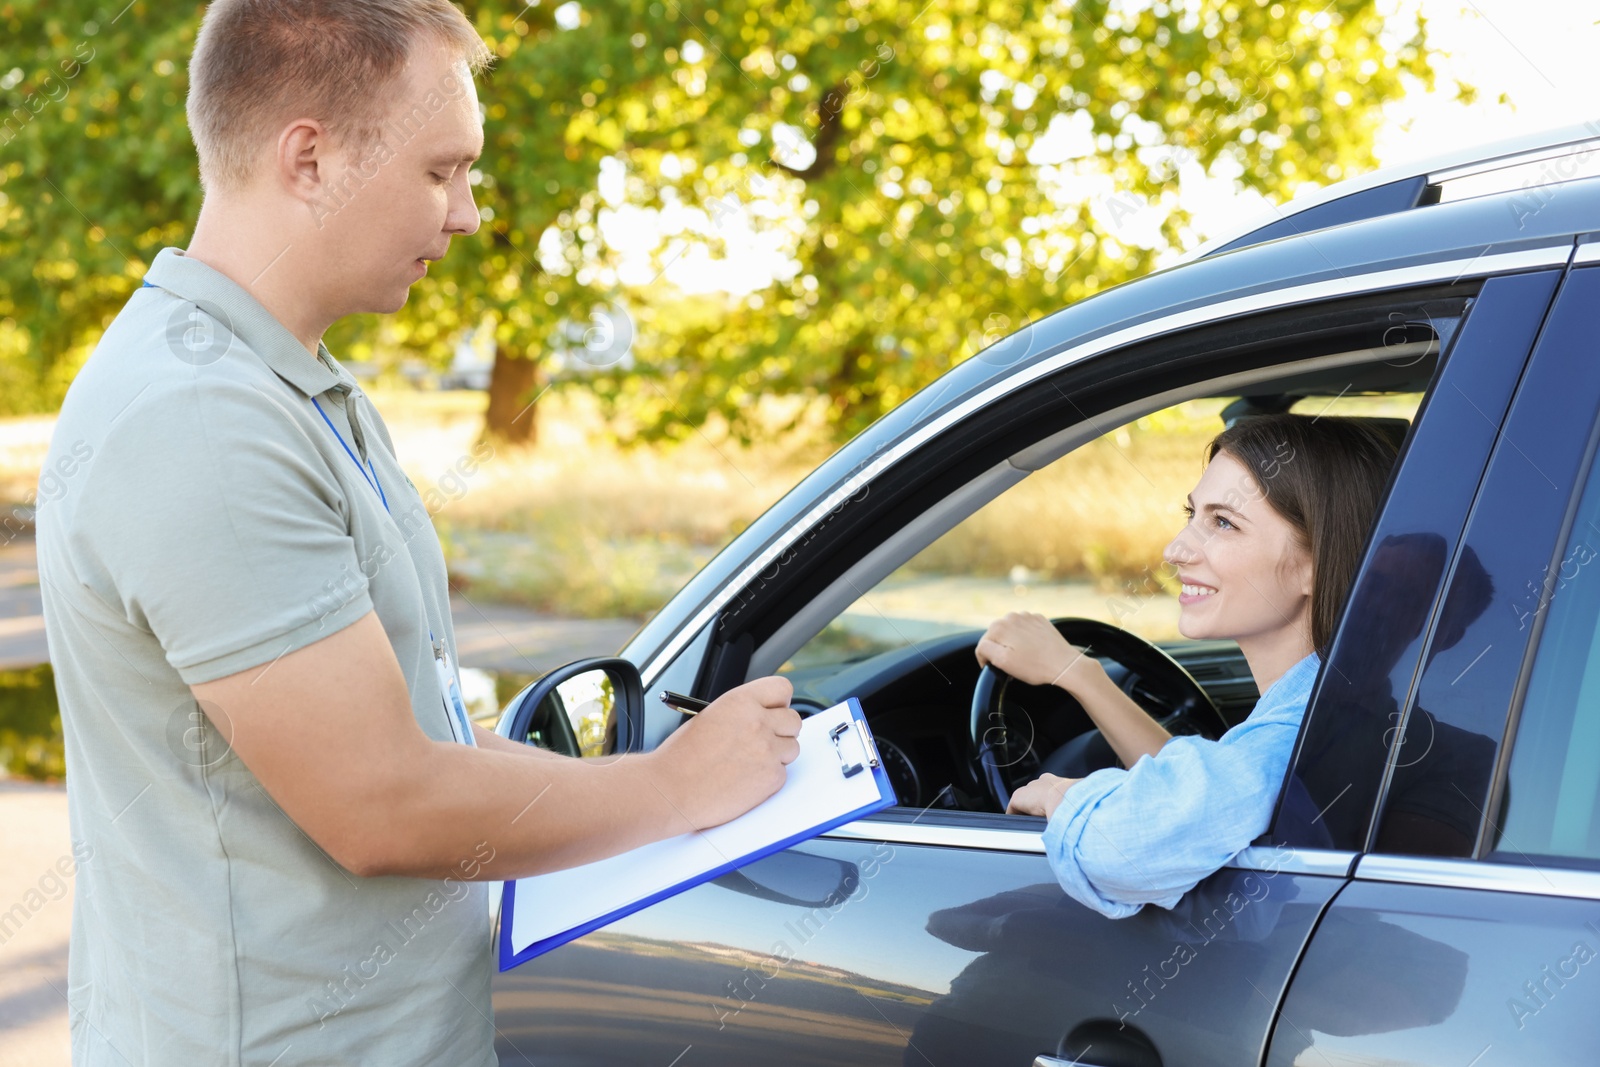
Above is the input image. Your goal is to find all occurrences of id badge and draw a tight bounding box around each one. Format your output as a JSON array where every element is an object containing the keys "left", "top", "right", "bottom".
[{"left": 432, "top": 640, "right": 478, "bottom": 747}]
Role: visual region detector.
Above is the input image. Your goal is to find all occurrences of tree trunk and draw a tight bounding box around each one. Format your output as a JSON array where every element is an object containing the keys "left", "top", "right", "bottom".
[{"left": 483, "top": 340, "right": 540, "bottom": 447}]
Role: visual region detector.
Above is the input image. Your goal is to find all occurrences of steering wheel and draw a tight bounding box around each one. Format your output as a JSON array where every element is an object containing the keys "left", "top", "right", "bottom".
[{"left": 969, "top": 618, "right": 1227, "bottom": 811}]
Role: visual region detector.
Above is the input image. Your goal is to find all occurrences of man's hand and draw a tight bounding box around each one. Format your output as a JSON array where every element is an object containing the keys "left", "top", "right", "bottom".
[
  {"left": 649, "top": 676, "right": 801, "bottom": 830},
  {"left": 976, "top": 612, "right": 1102, "bottom": 693},
  {"left": 1007, "top": 773, "right": 1080, "bottom": 819}
]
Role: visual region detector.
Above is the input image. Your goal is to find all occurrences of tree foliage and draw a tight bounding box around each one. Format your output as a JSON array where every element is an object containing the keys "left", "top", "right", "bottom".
[
  {"left": 557, "top": 0, "right": 1433, "bottom": 441},
  {"left": 0, "top": 1, "right": 200, "bottom": 414},
  {"left": 0, "top": 0, "right": 1432, "bottom": 441}
]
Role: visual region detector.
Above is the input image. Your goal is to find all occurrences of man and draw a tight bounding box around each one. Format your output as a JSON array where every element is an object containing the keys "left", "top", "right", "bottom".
[{"left": 34, "top": 2, "right": 801, "bottom": 1064}]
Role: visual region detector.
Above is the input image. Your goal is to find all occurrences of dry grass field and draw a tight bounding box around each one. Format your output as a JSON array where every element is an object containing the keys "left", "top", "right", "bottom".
[
  {"left": 364, "top": 390, "right": 1233, "bottom": 617},
  {"left": 1, "top": 388, "right": 1420, "bottom": 620}
]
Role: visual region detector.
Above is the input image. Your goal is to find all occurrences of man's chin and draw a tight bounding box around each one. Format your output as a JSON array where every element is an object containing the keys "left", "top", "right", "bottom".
[
  {"left": 369, "top": 286, "right": 414, "bottom": 315},
  {"left": 337, "top": 266, "right": 437, "bottom": 315}
]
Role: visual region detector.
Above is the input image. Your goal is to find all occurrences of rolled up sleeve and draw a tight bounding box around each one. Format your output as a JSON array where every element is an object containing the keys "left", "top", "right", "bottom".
[{"left": 1040, "top": 654, "right": 1319, "bottom": 917}]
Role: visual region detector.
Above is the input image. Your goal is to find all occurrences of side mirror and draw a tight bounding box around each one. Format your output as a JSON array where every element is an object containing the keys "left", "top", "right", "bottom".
[{"left": 496, "top": 658, "right": 644, "bottom": 757}]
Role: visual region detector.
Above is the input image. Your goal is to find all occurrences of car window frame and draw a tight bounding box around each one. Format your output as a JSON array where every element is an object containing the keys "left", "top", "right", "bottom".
[
  {"left": 1270, "top": 267, "right": 1568, "bottom": 855},
  {"left": 631, "top": 262, "right": 1582, "bottom": 866},
  {"left": 1356, "top": 264, "right": 1600, "bottom": 865},
  {"left": 1449, "top": 264, "right": 1600, "bottom": 868},
  {"left": 629, "top": 248, "right": 1569, "bottom": 699},
  {"left": 734, "top": 285, "right": 1481, "bottom": 681},
  {"left": 704, "top": 295, "right": 1488, "bottom": 837}
]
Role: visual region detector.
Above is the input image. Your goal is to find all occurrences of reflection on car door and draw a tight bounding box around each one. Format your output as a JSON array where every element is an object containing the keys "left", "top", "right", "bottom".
[
  {"left": 492, "top": 823, "right": 1343, "bottom": 1067},
  {"left": 844, "top": 831, "right": 1344, "bottom": 1067}
]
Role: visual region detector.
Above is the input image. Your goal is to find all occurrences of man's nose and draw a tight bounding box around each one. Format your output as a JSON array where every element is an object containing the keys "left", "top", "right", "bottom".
[{"left": 447, "top": 179, "right": 480, "bottom": 237}]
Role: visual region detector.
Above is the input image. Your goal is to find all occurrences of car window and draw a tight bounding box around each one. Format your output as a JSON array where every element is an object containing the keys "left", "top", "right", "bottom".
[
  {"left": 1492, "top": 434, "right": 1600, "bottom": 867},
  {"left": 783, "top": 393, "right": 1421, "bottom": 675}
]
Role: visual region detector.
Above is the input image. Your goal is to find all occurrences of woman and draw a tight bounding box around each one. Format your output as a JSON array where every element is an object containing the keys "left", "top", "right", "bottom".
[{"left": 975, "top": 413, "right": 1397, "bottom": 917}]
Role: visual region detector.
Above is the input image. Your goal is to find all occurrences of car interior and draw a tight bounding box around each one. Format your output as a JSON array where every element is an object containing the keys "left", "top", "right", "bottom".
[{"left": 738, "top": 292, "right": 1473, "bottom": 816}]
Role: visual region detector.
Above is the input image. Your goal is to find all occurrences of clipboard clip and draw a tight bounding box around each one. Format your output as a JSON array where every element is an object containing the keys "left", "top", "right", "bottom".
[{"left": 829, "top": 720, "right": 881, "bottom": 779}]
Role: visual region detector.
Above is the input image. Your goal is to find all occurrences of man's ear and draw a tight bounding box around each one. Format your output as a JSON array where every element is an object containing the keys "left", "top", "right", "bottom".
[{"left": 276, "top": 118, "right": 329, "bottom": 202}]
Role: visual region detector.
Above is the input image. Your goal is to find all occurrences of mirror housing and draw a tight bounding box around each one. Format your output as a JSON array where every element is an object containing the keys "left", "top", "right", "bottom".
[{"left": 496, "top": 657, "right": 645, "bottom": 757}]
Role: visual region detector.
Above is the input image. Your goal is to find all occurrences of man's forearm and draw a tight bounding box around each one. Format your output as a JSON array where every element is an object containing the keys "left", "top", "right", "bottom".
[
  {"left": 190, "top": 614, "right": 796, "bottom": 885},
  {"left": 470, "top": 721, "right": 570, "bottom": 757},
  {"left": 352, "top": 738, "right": 691, "bottom": 882}
]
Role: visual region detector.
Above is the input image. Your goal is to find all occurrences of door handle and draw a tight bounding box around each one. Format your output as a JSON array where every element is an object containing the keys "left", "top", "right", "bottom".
[{"left": 1040, "top": 1019, "right": 1163, "bottom": 1067}]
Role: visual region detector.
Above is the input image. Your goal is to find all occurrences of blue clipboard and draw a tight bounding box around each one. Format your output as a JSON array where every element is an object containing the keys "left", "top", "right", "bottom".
[{"left": 498, "top": 698, "right": 895, "bottom": 970}]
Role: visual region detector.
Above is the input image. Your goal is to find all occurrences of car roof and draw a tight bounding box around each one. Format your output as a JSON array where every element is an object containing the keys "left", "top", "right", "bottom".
[
  {"left": 859, "top": 169, "right": 1593, "bottom": 457},
  {"left": 1186, "top": 119, "right": 1600, "bottom": 261}
]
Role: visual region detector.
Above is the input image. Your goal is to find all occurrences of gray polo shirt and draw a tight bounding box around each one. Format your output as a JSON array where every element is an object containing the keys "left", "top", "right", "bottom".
[{"left": 35, "top": 247, "right": 495, "bottom": 1067}]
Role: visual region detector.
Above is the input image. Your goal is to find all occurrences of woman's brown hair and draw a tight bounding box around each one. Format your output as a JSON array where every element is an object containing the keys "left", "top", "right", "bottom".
[{"left": 1207, "top": 413, "right": 1399, "bottom": 656}]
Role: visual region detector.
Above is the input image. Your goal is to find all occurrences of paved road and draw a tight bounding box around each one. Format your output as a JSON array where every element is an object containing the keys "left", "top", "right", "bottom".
[
  {"left": 0, "top": 781, "right": 72, "bottom": 1067},
  {"left": 0, "top": 529, "right": 638, "bottom": 674},
  {"left": 445, "top": 593, "right": 640, "bottom": 676},
  {"left": 0, "top": 532, "right": 46, "bottom": 670}
]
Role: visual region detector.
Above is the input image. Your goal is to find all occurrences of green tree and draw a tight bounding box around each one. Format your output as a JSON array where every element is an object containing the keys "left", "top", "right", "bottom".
[
  {"left": 554, "top": 0, "right": 1435, "bottom": 441},
  {"left": 0, "top": 0, "right": 1434, "bottom": 444},
  {"left": 0, "top": 2, "right": 199, "bottom": 415}
]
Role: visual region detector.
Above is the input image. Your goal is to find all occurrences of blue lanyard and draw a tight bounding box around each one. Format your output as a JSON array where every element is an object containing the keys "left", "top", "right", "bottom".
[
  {"left": 311, "top": 395, "right": 389, "bottom": 513},
  {"left": 312, "top": 392, "right": 474, "bottom": 747}
]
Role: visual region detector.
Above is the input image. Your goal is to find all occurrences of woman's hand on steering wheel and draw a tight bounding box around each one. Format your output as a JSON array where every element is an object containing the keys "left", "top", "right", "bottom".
[
  {"left": 976, "top": 612, "right": 1104, "bottom": 694},
  {"left": 970, "top": 617, "right": 1224, "bottom": 813}
]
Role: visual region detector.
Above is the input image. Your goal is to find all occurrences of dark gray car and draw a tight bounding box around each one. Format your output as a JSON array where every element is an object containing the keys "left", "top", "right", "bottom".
[{"left": 492, "top": 123, "right": 1600, "bottom": 1067}]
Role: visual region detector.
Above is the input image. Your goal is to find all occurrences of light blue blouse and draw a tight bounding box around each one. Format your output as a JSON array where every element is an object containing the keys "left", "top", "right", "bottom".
[{"left": 1040, "top": 651, "right": 1322, "bottom": 918}]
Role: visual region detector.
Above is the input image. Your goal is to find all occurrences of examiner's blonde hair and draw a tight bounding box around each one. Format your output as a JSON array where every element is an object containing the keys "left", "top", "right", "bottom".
[{"left": 186, "top": 0, "right": 492, "bottom": 191}]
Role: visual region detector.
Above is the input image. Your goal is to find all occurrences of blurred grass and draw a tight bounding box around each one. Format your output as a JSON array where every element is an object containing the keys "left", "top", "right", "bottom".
[
  {"left": 912, "top": 402, "right": 1223, "bottom": 588},
  {"left": 907, "top": 392, "right": 1422, "bottom": 589},
  {"left": 385, "top": 391, "right": 1220, "bottom": 616},
  {"left": 376, "top": 389, "right": 826, "bottom": 619},
  {"left": 0, "top": 664, "right": 64, "bottom": 780}
]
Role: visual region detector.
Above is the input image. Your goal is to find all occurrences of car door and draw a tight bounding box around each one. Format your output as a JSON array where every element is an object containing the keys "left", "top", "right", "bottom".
[
  {"left": 489, "top": 268, "right": 1561, "bottom": 1067},
  {"left": 1266, "top": 258, "right": 1600, "bottom": 1066}
]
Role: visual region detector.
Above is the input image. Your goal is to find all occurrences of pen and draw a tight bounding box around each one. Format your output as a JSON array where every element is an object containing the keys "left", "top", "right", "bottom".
[{"left": 660, "top": 690, "right": 711, "bottom": 715}]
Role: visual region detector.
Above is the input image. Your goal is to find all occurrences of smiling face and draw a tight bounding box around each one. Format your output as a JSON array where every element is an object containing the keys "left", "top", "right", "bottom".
[
  {"left": 1162, "top": 451, "right": 1315, "bottom": 667},
  {"left": 305, "top": 39, "right": 484, "bottom": 317}
]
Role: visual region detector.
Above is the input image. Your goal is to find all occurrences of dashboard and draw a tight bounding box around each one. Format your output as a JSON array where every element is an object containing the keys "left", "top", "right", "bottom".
[{"left": 781, "top": 630, "right": 1260, "bottom": 811}]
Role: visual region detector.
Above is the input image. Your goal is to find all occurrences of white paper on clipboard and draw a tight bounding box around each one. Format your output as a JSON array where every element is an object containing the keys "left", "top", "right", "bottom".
[{"left": 499, "top": 698, "right": 893, "bottom": 968}]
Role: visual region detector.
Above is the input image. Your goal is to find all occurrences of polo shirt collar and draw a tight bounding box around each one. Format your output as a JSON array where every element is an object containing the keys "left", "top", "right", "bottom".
[{"left": 143, "top": 247, "right": 353, "bottom": 400}]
